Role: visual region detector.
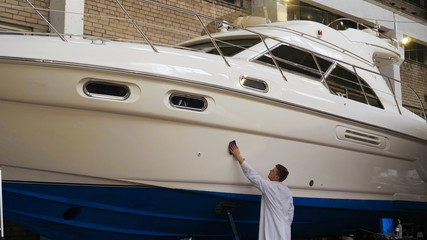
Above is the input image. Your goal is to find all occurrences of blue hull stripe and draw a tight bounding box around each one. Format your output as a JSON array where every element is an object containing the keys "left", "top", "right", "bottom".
[{"left": 3, "top": 182, "right": 427, "bottom": 240}]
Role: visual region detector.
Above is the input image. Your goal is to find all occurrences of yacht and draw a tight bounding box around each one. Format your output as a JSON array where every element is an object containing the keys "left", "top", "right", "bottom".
[{"left": 0, "top": 1, "right": 426, "bottom": 239}]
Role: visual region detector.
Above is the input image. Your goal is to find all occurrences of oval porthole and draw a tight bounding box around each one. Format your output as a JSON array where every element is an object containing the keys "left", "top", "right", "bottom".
[
  {"left": 84, "top": 81, "right": 130, "bottom": 100},
  {"left": 239, "top": 75, "right": 268, "bottom": 92},
  {"left": 170, "top": 93, "right": 207, "bottom": 111}
]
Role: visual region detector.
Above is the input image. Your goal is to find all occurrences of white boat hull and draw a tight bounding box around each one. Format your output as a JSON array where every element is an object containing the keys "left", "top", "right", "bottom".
[{"left": 1, "top": 61, "right": 426, "bottom": 202}]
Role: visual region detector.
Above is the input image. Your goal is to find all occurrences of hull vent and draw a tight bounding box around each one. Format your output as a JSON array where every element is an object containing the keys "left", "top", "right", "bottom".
[{"left": 336, "top": 126, "right": 388, "bottom": 149}]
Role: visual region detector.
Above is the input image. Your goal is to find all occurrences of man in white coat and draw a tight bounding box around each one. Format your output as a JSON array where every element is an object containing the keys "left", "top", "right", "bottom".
[{"left": 229, "top": 141, "right": 294, "bottom": 240}]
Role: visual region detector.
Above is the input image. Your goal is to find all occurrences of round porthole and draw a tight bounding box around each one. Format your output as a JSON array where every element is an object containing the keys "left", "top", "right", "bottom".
[{"left": 63, "top": 206, "right": 82, "bottom": 220}]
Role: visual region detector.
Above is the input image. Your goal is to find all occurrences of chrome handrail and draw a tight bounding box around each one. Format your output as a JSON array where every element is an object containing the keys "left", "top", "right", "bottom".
[
  {"left": 115, "top": 0, "right": 158, "bottom": 52},
  {"left": 259, "top": 36, "right": 288, "bottom": 81},
  {"left": 385, "top": 76, "right": 403, "bottom": 115},
  {"left": 24, "top": 0, "right": 67, "bottom": 42},
  {"left": 328, "top": 18, "right": 398, "bottom": 46},
  {"left": 404, "top": 83, "right": 427, "bottom": 120},
  {"left": 138, "top": 0, "right": 287, "bottom": 80},
  {"left": 196, "top": 15, "right": 230, "bottom": 67},
  {"left": 353, "top": 67, "right": 370, "bottom": 106},
  {"left": 328, "top": 18, "right": 374, "bottom": 31}
]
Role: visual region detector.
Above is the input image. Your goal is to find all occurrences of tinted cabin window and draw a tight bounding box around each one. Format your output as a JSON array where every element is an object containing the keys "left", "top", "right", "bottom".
[
  {"left": 185, "top": 39, "right": 262, "bottom": 56},
  {"left": 326, "top": 65, "right": 383, "bottom": 109},
  {"left": 255, "top": 44, "right": 332, "bottom": 79},
  {"left": 253, "top": 44, "right": 383, "bottom": 109},
  {"left": 361, "top": 83, "right": 383, "bottom": 108}
]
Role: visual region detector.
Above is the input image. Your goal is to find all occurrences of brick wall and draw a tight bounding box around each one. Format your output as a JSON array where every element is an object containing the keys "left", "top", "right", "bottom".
[
  {"left": 84, "top": 0, "right": 251, "bottom": 45},
  {"left": 0, "top": 0, "right": 49, "bottom": 32},
  {"left": 401, "top": 59, "right": 427, "bottom": 113}
]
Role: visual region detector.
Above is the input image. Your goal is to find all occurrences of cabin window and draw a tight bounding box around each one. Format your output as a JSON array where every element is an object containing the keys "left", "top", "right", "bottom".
[
  {"left": 184, "top": 38, "right": 262, "bottom": 56},
  {"left": 239, "top": 75, "right": 268, "bottom": 92},
  {"left": 325, "top": 65, "right": 383, "bottom": 109},
  {"left": 84, "top": 81, "right": 130, "bottom": 100},
  {"left": 170, "top": 93, "right": 208, "bottom": 111},
  {"left": 253, "top": 44, "right": 383, "bottom": 109},
  {"left": 255, "top": 44, "right": 332, "bottom": 79}
]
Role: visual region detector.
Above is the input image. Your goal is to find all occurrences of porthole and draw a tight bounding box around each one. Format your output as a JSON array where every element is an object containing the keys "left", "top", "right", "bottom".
[
  {"left": 239, "top": 75, "right": 268, "bottom": 92},
  {"left": 170, "top": 93, "right": 207, "bottom": 111},
  {"left": 84, "top": 81, "right": 130, "bottom": 100}
]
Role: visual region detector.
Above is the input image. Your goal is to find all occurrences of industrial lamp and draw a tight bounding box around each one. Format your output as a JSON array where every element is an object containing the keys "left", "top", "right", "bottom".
[{"left": 401, "top": 37, "right": 410, "bottom": 45}]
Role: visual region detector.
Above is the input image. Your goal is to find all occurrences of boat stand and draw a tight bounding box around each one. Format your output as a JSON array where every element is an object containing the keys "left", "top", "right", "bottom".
[{"left": 215, "top": 202, "right": 240, "bottom": 240}]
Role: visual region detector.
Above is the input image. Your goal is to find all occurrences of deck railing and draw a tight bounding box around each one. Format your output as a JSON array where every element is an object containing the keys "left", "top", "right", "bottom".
[
  {"left": 3, "top": 0, "right": 426, "bottom": 121},
  {"left": 328, "top": 18, "right": 399, "bottom": 47}
]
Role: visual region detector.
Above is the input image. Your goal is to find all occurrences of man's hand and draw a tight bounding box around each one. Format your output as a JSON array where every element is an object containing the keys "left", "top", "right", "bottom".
[{"left": 229, "top": 141, "right": 245, "bottom": 164}]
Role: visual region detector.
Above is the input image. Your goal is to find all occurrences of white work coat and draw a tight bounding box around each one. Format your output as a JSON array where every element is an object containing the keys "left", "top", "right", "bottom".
[{"left": 241, "top": 162, "right": 294, "bottom": 240}]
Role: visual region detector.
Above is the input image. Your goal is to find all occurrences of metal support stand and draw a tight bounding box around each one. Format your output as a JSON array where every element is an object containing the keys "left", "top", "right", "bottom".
[
  {"left": 226, "top": 211, "right": 240, "bottom": 240},
  {"left": 214, "top": 202, "right": 240, "bottom": 240}
]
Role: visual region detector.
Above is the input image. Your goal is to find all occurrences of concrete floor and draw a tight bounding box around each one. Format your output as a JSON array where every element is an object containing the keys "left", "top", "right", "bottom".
[{"left": 3, "top": 219, "right": 49, "bottom": 240}]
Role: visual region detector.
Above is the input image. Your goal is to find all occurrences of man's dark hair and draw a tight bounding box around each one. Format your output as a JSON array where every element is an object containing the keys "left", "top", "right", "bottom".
[{"left": 275, "top": 164, "right": 289, "bottom": 182}]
